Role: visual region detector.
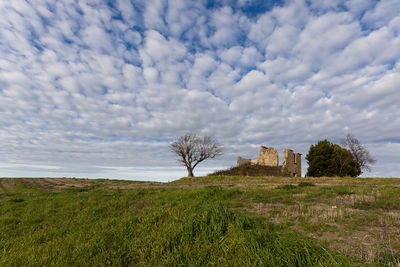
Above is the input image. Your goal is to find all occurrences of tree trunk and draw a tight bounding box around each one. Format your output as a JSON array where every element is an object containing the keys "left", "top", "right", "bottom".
[{"left": 187, "top": 167, "right": 194, "bottom": 177}]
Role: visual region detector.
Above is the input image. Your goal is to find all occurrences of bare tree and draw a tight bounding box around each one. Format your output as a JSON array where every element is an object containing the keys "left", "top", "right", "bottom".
[
  {"left": 170, "top": 133, "right": 223, "bottom": 177},
  {"left": 332, "top": 144, "right": 357, "bottom": 176},
  {"left": 342, "top": 134, "right": 376, "bottom": 174}
]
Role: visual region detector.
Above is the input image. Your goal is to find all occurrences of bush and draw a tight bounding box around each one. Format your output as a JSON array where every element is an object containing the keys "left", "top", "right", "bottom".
[{"left": 208, "top": 163, "right": 282, "bottom": 177}]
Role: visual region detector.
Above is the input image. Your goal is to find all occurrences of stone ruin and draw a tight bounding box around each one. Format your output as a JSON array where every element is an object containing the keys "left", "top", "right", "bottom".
[{"left": 237, "top": 146, "right": 302, "bottom": 177}]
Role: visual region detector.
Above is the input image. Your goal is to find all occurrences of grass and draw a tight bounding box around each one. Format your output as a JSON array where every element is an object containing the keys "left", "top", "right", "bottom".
[
  {"left": 276, "top": 184, "right": 298, "bottom": 190},
  {"left": 1, "top": 177, "right": 400, "bottom": 266},
  {"left": 298, "top": 181, "right": 315, "bottom": 187}
]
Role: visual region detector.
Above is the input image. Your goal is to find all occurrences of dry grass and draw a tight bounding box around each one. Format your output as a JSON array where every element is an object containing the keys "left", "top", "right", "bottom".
[
  {"left": 171, "top": 175, "right": 400, "bottom": 263},
  {"left": 243, "top": 183, "right": 400, "bottom": 263}
]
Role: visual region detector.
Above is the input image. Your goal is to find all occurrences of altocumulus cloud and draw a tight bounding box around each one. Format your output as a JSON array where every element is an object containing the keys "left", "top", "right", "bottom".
[{"left": 0, "top": 0, "right": 399, "bottom": 181}]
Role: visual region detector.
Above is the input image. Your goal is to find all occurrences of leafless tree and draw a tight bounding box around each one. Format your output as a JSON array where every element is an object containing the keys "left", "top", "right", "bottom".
[
  {"left": 342, "top": 134, "right": 376, "bottom": 173},
  {"left": 170, "top": 133, "right": 223, "bottom": 177},
  {"left": 332, "top": 144, "right": 355, "bottom": 176}
]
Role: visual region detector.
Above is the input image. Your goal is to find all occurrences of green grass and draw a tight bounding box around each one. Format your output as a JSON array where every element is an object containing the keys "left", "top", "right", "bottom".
[
  {"left": 2, "top": 176, "right": 400, "bottom": 266},
  {"left": 320, "top": 186, "right": 355, "bottom": 196},
  {"left": 300, "top": 220, "right": 338, "bottom": 234},
  {"left": 353, "top": 186, "right": 400, "bottom": 211},
  {"left": 275, "top": 184, "right": 298, "bottom": 190},
  {"left": 298, "top": 181, "right": 315, "bottom": 187},
  {"left": 253, "top": 189, "right": 297, "bottom": 205},
  {"left": 0, "top": 182, "right": 351, "bottom": 266}
]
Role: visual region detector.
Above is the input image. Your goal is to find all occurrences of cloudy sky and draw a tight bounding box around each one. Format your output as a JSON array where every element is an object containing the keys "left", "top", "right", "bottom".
[{"left": 0, "top": 0, "right": 399, "bottom": 181}]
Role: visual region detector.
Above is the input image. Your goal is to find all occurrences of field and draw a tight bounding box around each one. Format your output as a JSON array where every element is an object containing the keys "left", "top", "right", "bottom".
[{"left": 0, "top": 176, "right": 399, "bottom": 266}]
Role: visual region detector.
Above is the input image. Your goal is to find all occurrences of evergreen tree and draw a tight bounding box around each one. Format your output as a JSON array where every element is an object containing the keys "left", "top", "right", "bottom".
[{"left": 306, "top": 139, "right": 361, "bottom": 177}]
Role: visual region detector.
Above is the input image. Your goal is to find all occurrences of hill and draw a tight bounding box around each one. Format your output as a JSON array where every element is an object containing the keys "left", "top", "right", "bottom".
[{"left": 1, "top": 176, "right": 399, "bottom": 266}]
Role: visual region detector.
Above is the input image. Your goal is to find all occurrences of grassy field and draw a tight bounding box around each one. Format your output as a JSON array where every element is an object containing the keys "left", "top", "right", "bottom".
[{"left": 0, "top": 176, "right": 399, "bottom": 266}]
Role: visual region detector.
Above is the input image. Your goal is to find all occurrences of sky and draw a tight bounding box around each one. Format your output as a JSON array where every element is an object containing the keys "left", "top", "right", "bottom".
[{"left": 0, "top": 0, "right": 399, "bottom": 182}]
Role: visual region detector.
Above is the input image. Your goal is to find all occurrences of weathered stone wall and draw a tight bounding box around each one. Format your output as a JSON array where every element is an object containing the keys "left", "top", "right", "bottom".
[
  {"left": 237, "top": 156, "right": 251, "bottom": 166},
  {"left": 237, "top": 157, "right": 259, "bottom": 166},
  {"left": 237, "top": 146, "right": 279, "bottom": 167},
  {"left": 237, "top": 146, "right": 302, "bottom": 177},
  {"left": 282, "top": 149, "right": 302, "bottom": 177},
  {"left": 250, "top": 158, "right": 258, "bottom": 164},
  {"left": 295, "top": 153, "right": 302, "bottom": 176},
  {"left": 257, "top": 146, "right": 279, "bottom": 166}
]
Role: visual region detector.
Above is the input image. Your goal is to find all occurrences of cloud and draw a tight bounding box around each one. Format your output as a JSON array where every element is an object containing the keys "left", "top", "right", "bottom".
[
  {"left": 0, "top": 0, "right": 399, "bottom": 179},
  {"left": 210, "top": 6, "right": 249, "bottom": 47},
  {"left": 143, "top": 0, "right": 167, "bottom": 32},
  {"left": 362, "top": 0, "right": 400, "bottom": 29}
]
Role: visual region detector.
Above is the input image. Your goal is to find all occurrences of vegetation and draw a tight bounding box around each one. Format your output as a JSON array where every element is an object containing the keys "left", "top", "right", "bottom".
[
  {"left": 342, "top": 134, "right": 376, "bottom": 174},
  {"left": 306, "top": 139, "right": 361, "bottom": 177},
  {"left": 208, "top": 163, "right": 282, "bottom": 177},
  {"left": 306, "top": 135, "right": 375, "bottom": 177},
  {"left": 170, "top": 133, "right": 223, "bottom": 177},
  {"left": 1, "top": 177, "right": 399, "bottom": 266}
]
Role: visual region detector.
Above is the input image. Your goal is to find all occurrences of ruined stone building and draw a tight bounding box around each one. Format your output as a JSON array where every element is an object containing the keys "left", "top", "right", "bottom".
[{"left": 237, "top": 146, "right": 302, "bottom": 177}]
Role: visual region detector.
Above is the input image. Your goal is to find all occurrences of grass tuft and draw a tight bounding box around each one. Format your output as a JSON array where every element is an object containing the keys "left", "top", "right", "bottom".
[
  {"left": 298, "top": 181, "right": 316, "bottom": 187},
  {"left": 276, "top": 184, "right": 297, "bottom": 190},
  {"left": 9, "top": 198, "right": 25, "bottom": 203}
]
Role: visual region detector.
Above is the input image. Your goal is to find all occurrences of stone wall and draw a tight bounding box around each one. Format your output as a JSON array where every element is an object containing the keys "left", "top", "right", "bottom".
[
  {"left": 295, "top": 153, "right": 302, "bottom": 176},
  {"left": 282, "top": 149, "right": 302, "bottom": 177},
  {"left": 237, "top": 146, "right": 302, "bottom": 177},
  {"left": 237, "top": 146, "right": 279, "bottom": 167},
  {"left": 257, "top": 146, "right": 279, "bottom": 166},
  {"left": 237, "top": 156, "right": 251, "bottom": 166}
]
